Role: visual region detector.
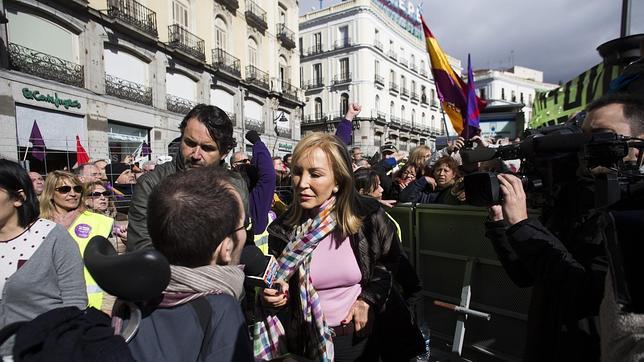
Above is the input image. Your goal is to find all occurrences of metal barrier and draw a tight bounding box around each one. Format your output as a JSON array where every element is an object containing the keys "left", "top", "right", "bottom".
[{"left": 387, "top": 204, "right": 537, "bottom": 361}]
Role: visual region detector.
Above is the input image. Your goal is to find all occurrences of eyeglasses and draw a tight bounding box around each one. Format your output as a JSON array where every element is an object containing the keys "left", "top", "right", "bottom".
[
  {"left": 230, "top": 218, "right": 251, "bottom": 235},
  {"left": 87, "top": 191, "right": 112, "bottom": 198},
  {"left": 55, "top": 185, "right": 83, "bottom": 194},
  {"left": 234, "top": 159, "right": 250, "bottom": 165}
]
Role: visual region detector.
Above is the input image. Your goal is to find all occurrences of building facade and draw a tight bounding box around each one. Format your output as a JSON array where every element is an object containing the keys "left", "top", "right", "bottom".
[
  {"left": 474, "top": 66, "right": 558, "bottom": 133},
  {"left": 299, "top": 0, "right": 457, "bottom": 157},
  {"left": 0, "top": 0, "right": 303, "bottom": 173}
]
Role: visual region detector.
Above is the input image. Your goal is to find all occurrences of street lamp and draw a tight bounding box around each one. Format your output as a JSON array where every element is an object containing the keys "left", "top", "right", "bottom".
[{"left": 351, "top": 118, "right": 360, "bottom": 145}]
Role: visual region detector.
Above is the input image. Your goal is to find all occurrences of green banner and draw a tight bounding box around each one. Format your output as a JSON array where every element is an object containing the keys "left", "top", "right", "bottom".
[{"left": 530, "top": 63, "right": 622, "bottom": 128}]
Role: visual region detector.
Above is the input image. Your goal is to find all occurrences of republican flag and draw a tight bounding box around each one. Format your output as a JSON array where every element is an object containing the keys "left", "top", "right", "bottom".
[
  {"left": 421, "top": 16, "right": 485, "bottom": 136},
  {"left": 28, "top": 120, "right": 46, "bottom": 161},
  {"left": 75, "top": 135, "right": 90, "bottom": 165},
  {"left": 464, "top": 54, "right": 481, "bottom": 138}
]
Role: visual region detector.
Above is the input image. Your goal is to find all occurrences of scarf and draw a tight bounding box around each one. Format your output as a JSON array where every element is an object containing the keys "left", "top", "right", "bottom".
[
  {"left": 254, "top": 197, "right": 337, "bottom": 361},
  {"left": 159, "top": 264, "right": 245, "bottom": 306}
]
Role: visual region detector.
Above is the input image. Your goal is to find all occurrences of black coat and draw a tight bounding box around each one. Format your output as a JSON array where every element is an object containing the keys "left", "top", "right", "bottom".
[{"left": 485, "top": 216, "right": 607, "bottom": 362}]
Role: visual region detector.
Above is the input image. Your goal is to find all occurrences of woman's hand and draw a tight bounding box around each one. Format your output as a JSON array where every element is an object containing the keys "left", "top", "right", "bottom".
[
  {"left": 261, "top": 280, "right": 289, "bottom": 308},
  {"left": 424, "top": 176, "right": 437, "bottom": 190},
  {"left": 343, "top": 299, "right": 374, "bottom": 337},
  {"left": 379, "top": 199, "right": 397, "bottom": 209}
]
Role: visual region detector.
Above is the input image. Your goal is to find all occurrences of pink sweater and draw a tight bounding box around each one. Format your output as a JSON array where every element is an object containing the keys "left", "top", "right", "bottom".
[{"left": 310, "top": 233, "right": 362, "bottom": 327}]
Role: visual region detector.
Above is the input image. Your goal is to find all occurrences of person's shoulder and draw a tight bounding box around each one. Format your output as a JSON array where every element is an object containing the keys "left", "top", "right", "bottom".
[{"left": 204, "top": 294, "right": 245, "bottom": 322}]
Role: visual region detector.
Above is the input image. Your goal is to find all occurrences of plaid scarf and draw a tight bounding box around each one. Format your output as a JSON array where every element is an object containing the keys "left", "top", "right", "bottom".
[{"left": 254, "top": 197, "right": 337, "bottom": 361}]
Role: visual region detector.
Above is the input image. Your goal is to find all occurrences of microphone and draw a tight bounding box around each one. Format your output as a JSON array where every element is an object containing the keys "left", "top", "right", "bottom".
[{"left": 240, "top": 245, "right": 279, "bottom": 289}]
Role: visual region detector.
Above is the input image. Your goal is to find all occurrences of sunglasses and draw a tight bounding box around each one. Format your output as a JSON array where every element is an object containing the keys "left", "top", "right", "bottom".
[
  {"left": 234, "top": 159, "right": 250, "bottom": 164},
  {"left": 55, "top": 185, "right": 83, "bottom": 194},
  {"left": 87, "top": 191, "right": 112, "bottom": 198}
]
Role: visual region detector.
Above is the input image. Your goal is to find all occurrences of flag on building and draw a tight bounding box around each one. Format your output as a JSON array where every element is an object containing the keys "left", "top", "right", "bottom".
[
  {"left": 141, "top": 141, "right": 151, "bottom": 157},
  {"left": 28, "top": 120, "right": 46, "bottom": 161},
  {"left": 421, "top": 16, "right": 485, "bottom": 136},
  {"left": 464, "top": 54, "right": 481, "bottom": 138},
  {"left": 75, "top": 135, "right": 90, "bottom": 165}
]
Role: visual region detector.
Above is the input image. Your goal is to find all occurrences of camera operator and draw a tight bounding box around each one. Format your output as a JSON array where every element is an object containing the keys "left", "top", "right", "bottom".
[{"left": 484, "top": 93, "right": 644, "bottom": 362}]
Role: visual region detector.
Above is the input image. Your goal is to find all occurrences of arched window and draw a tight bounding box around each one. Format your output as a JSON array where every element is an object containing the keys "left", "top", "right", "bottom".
[
  {"left": 247, "top": 37, "right": 258, "bottom": 67},
  {"left": 411, "top": 80, "right": 416, "bottom": 94},
  {"left": 279, "top": 55, "right": 288, "bottom": 82},
  {"left": 411, "top": 109, "right": 416, "bottom": 126},
  {"left": 314, "top": 97, "right": 323, "bottom": 119},
  {"left": 422, "top": 112, "right": 426, "bottom": 126},
  {"left": 401, "top": 105, "right": 406, "bottom": 121},
  {"left": 215, "top": 16, "right": 227, "bottom": 50},
  {"left": 389, "top": 101, "right": 395, "bottom": 120},
  {"left": 410, "top": 54, "right": 415, "bottom": 68},
  {"left": 340, "top": 93, "right": 349, "bottom": 116},
  {"left": 375, "top": 95, "right": 380, "bottom": 111}
]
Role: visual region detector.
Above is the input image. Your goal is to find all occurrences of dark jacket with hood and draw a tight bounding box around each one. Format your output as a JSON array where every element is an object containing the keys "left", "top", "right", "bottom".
[
  {"left": 266, "top": 195, "right": 404, "bottom": 358},
  {"left": 127, "top": 151, "right": 249, "bottom": 251}
]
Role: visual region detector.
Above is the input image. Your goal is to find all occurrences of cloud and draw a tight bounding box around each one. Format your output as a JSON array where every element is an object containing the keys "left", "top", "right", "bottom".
[{"left": 299, "top": 0, "right": 641, "bottom": 83}]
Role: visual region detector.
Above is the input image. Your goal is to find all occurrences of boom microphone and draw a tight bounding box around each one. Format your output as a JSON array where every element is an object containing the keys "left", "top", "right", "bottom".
[{"left": 240, "top": 245, "right": 279, "bottom": 288}]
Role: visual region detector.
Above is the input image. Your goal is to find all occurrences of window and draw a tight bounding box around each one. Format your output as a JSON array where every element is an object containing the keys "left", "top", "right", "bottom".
[
  {"left": 298, "top": 37, "right": 303, "bottom": 55},
  {"left": 411, "top": 109, "right": 416, "bottom": 125},
  {"left": 375, "top": 60, "right": 380, "bottom": 76},
  {"left": 400, "top": 75, "right": 405, "bottom": 89},
  {"left": 299, "top": 66, "right": 303, "bottom": 88},
  {"left": 314, "top": 97, "right": 323, "bottom": 119},
  {"left": 420, "top": 60, "right": 425, "bottom": 71},
  {"left": 375, "top": 95, "right": 380, "bottom": 111},
  {"left": 338, "top": 26, "right": 349, "bottom": 46},
  {"left": 248, "top": 37, "right": 258, "bottom": 67},
  {"left": 279, "top": 3, "right": 287, "bottom": 24},
  {"left": 389, "top": 70, "right": 395, "bottom": 83},
  {"left": 172, "top": 0, "right": 189, "bottom": 28},
  {"left": 410, "top": 54, "right": 415, "bottom": 67},
  {"left": 501, "top": 88, "right": 505, "bottom": 100},
  {"left": 279, "top": 56, "right": 288, "bottom": 82},
  {"left": 215, "top": 17, "right": 227, "bottom": 50},
  {"left": 411, "top": 80, "right": 416, "bottom": 94},
  {"left": 374, "top": 29, "right": 379, "bottom": 42},
  {"left": 511, "top": 90, "right": 516, "bottom": 102},
  {"left": 479, "top": 88, "right": 486, "bottom": 100},
  {"left": 313, "top": 63, "right": 322, "bottom": 83},
  {"left": 528, "top": 94, "right": 533, "bottom": 106},
  {"left": 374, "top": 133, "right": 382, "bottom": 147},
  {"left": 340, "top": 58, "right": 349, "bottom": 78},
  {"left": 401, "top": 105, "right": 405, "bottom": 121},
  {"left": 389, "top": 39, "right": 394, "bottom": 50},
  {"left": 520, "top": 92, "right": 524, "bottom": 104},
  {"left": 422, "top": 112, "right": 426, "bottom": 126},
  {"left": 313, "top": 32, "right": 322, "bottom": 52},
  {"left": 340, "top": 93, "right": 349, "bottom": 116},
  {"left": 390, "top": 101, "right": 395, "bottom": 119}
]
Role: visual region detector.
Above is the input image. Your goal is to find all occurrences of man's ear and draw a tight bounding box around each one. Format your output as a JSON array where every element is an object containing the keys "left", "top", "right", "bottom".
[
  {"left": 211, "top": 237, "right": 233, "bottom": 266},
  {"left": 13, "top": 189, "right": 26, "bottom": 208}
]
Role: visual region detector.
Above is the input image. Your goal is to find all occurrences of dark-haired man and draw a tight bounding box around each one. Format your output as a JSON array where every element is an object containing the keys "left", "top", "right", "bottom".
[{"left": 127, "top": 104, "right": 248, "bottom": 251}]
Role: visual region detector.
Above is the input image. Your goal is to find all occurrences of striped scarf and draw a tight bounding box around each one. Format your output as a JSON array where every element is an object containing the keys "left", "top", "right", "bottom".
[{"left": 254, "top": 197, "right": 337, "bottom": 361}]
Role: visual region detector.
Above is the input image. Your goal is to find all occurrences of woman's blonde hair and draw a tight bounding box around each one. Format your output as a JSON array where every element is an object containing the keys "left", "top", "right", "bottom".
[
  {"left": 408, "top": 145, "right": 432, "bottom": 170},
  {"left": 85, "top": 181, "right": 117, "bottom": 217},
  {"left": 40, "top": 170, "right": 85, "bottom": 220},
  {"left": 286, "top": 133, "right": 362, "bottom": 236}
]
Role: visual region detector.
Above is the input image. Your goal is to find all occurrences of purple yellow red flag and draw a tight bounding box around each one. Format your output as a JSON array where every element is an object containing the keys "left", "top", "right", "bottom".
[
  {"left": 465, "top": 53, "right": 481, "bottom": 138},
  {"left": 421, "top": 16, "right": 485, "bottom": 136},
  {"left": 28, "top": 120, "right": 46, "bottom": 161}
]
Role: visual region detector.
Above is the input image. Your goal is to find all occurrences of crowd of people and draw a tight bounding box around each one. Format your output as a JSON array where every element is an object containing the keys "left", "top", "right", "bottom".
[{"left": 0, "top": 93, "right": 643, "bottom": 361}]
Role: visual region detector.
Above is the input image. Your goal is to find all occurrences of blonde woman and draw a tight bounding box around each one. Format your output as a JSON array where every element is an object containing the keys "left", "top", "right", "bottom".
[
  {"left": 40, "top": 171, "right": 113, "bottom": 309},
  {"left": 256, "top": 133, "right": 403, "bottom": 361}
]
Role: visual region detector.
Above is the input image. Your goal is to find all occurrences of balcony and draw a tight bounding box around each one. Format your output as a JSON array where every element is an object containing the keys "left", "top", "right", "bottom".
[
  {"left": 401, "top": 120, "right": 412, "bottom": 131},
  {"left": 8, "top": 43, "right": 84, "bottom": 88},
  {"left": 245, "top": 65, "right": 269, "bottom": 90},
  {"left": 305, "top": 45, "right": 324, "bottom": 56},
  {"left": 388, "top": 50, "right": 398, "bottom": 60},
  {"left": 421, "top": 94, "right": 428, "bottom": 105},
  {"left": 389, "top": 82, "right": 399, "bottom": 93},
  {"left": 212, "top": 48, "right": 241, "bottom": 78},
  {"left": 390, "top": 115, "right": 401, "bottom": 127},
  {"left": 370, "top": 110, "right": 387, "bottom": 121},
  {"left": 304, "top": 78, "right": 324, "bottom": 90},
  {"left": 281, "top": 80, "right": 299, "bottom": 102},
  {"left": 245, "top": 117, "right": 265, "bottom": 133},
  {"left": 275, "top": 126, "right": 292, "bottom": 138},
  {"left": 105, "top": 74, "right": 152, "bottom": 106},
  {"left": 410, "top": 63, "right": 417, "bottom": 73},
  {"left": 400, "top": 57, "right": 408, "bottom": 68},
  {"left": 245, "top": 0, "right": 267, "bottom": 33},
  {"left": 431, "top": 100, "right": 439, "bottom": 108},
  {"left": 166, "top": 94, "right": 195, "bottom": 114},
  {"left": 213, "top": 0, "right": 239, "bottom": 13},
  {"left": 167, "top": 24, "right": 205, "bottom": 61},
  {"left": 332, "top": 72, "right": 351, "bottom": 85},
  {"left": 106, "top": 0, "right": 158, "bottom": 37},
  {"left": 374, "top": 40, "right": 383, "bottom": 51},
  {"left": 374, "top": 74, "right": 385, "bottom": 87},
  {"left": 420, "top": 68, "right": 428, "bottom": 78},
  {"left": 334, "top": 38, "right": 353, "bottom": 50},
  {"left": 303, "top": 114, "right": 327, "bottom": 125},
  {"left": 276, "top": 24, "right": 296, "bottom": 49},
  {"left": 401, "top": 87, "right": 409, "bottom": 98}
]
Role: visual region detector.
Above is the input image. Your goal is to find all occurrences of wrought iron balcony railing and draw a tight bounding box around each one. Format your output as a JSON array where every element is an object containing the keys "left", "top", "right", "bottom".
[
  {"left": 332, "top": 73, "right": 351, "bottom": 85},
  {"left": 245, "top": 117, "right": 265, "bottom": 133},
  {"left": 245, "top": 0, "right": 267, "bottom": 32},
  {"left": 304, "top": 78, "right": 324, "bottom": 90},
  {"left": 166, "top": 94, "right": 195, "bottom": 114},
  {"left": 105, "top": 74, "right": 152, "bottom": 106},
  {"left": 212, "top": 48, "right": 241, "bottom": 77},
  {"left": 303, "top": 114, "right": 327, "bottom": 124},
  {"left": 388, "top": 50, "right": 398, "bottom": 60},
  {"left": 401, "top": 87, "right": 409, "bottom": 98},
  {"left": 370, "top": 110, "right": 387, "bottom": 120},
  {"left": 411, "top": 91, "right": 419, "bottom": 102},
  {"left": 334, "top": 38, "right": 353, "bottom": 50},
  {"left": 389, "top": 81, "right": 399, "bottom": 93},
  {"left": 390, "top": 115, "right": 401, "bottom": 126},
  {"left": 275, "top": 126, "right": 292, "bottom": 138},
  {"left": 420, "top": 68, "right": 428, "bottom": 77},
  {"left": 281, "top": 81, "right": 299, "bottom": 102},
  {"left": 245, "top": 65, "right": 269, "bottom": 90},
  {"left": 8, "top": 43, "right": 84, "bottom": 88},
  {"left": 374, "top": 40, "right": 383, "bottom": 51},
  {"left": 276, "top": 23, "right": 296, "bottom": 49},
  {"left": 214, "top": 0, "right": 239, "bottom": 13},
  {"left": 401, "top": 120, "right": 412, "bottom": 130},
  {"left": 167, "top": 24, "right": 205, "bottom": 61},
  {"left": 374, "top": 74, "right": 385, "bottom": 86},
  {"left": 305, "top": 45, "right": 324, "bottom": 56},
  {"left": 107, "top": 0, "right": 158, "bottom": 37},
  {"left": 400, "top": 57, "right": 408, "bottom": 67}
]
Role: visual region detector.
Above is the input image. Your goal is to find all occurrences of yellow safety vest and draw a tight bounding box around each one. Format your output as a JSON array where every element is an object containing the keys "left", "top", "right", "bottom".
[
  {"left": 68, "top": 210, "right": 113, "bottom": 309},
  {"left": 253, "top": 212, "right": 276, "bottom": 255}
]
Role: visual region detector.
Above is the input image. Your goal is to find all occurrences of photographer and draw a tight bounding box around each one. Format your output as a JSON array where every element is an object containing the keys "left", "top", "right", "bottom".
[{"left": 484, "top": 93, "right": 644, "bottom": 362}]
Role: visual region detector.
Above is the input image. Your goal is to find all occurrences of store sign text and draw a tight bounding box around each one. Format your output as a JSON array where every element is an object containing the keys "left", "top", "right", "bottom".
[
  {"left": 372, "top": 0, "right": 422, "bottom": 39},
  {"left": 22, "top": 88, "right": 81, "bottom": 110},
  {"left": 278, "top": 143, "right": 293, "bottom": 152}
]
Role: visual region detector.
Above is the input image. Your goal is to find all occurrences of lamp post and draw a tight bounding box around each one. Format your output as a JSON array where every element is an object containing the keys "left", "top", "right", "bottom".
[{"left": 351, "top": 118, "right": 360, "bottom": 146}]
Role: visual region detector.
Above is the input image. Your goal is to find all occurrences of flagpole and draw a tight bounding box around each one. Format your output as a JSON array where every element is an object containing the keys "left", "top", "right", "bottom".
[
  {"left": 43, "top": 147, "right": 48, "bottom": 174},
  {"left": 440, "top": 107, "right": 451, "bottom": 143},
  {"left": 65, "top": 137, "right": 71, "bottom": 170},
  {"left": 22, "top": 145, "right": 30, "bottom": 162}
]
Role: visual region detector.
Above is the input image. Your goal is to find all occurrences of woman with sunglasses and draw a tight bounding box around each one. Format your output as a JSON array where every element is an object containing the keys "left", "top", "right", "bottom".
[
  {"left": 0, "top": 160, "right": 86, "bottom": 357},
  {"left": 40, "top": 171, "right": 114, "bottom": 310}
]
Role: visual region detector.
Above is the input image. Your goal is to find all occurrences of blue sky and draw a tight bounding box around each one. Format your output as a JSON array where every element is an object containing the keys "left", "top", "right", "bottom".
[{"left": 299, "top": 0, "right": 644, "bottom": 83}]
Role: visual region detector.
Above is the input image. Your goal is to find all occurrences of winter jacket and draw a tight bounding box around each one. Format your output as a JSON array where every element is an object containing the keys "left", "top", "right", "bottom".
[
  {"left": 126, "top": 152, "right": 249, "bottom": 251},
  {"left": 373, "top": 158, "right": 398, "bottom": 200},
  {"left": 266, "top": 195, "right": 401, "bottom": 357},
  {"left": 398, "top": 177, "right": 463, "bottom": 205},
  {"left": 249, "top": 140, "right": 276, "bottom": 236},
  {"left": 485, "top": 217, "right": 607, "bottom": 361},
  {"left": 335, "top": 118, "right": 353, "bottom": 145}
]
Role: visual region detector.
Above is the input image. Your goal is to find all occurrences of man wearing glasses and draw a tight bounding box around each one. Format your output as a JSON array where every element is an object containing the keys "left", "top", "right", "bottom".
[
  {"left": 127, "top": 104, "right": 249, "bottom": 255},
  {"left": 230, "top": 151, "right": 251, "bottom": 169}
]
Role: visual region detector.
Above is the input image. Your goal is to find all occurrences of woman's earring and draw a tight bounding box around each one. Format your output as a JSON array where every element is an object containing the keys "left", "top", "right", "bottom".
[{"left": 333, "top": 186, "right": 339, "bottom": 193}]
